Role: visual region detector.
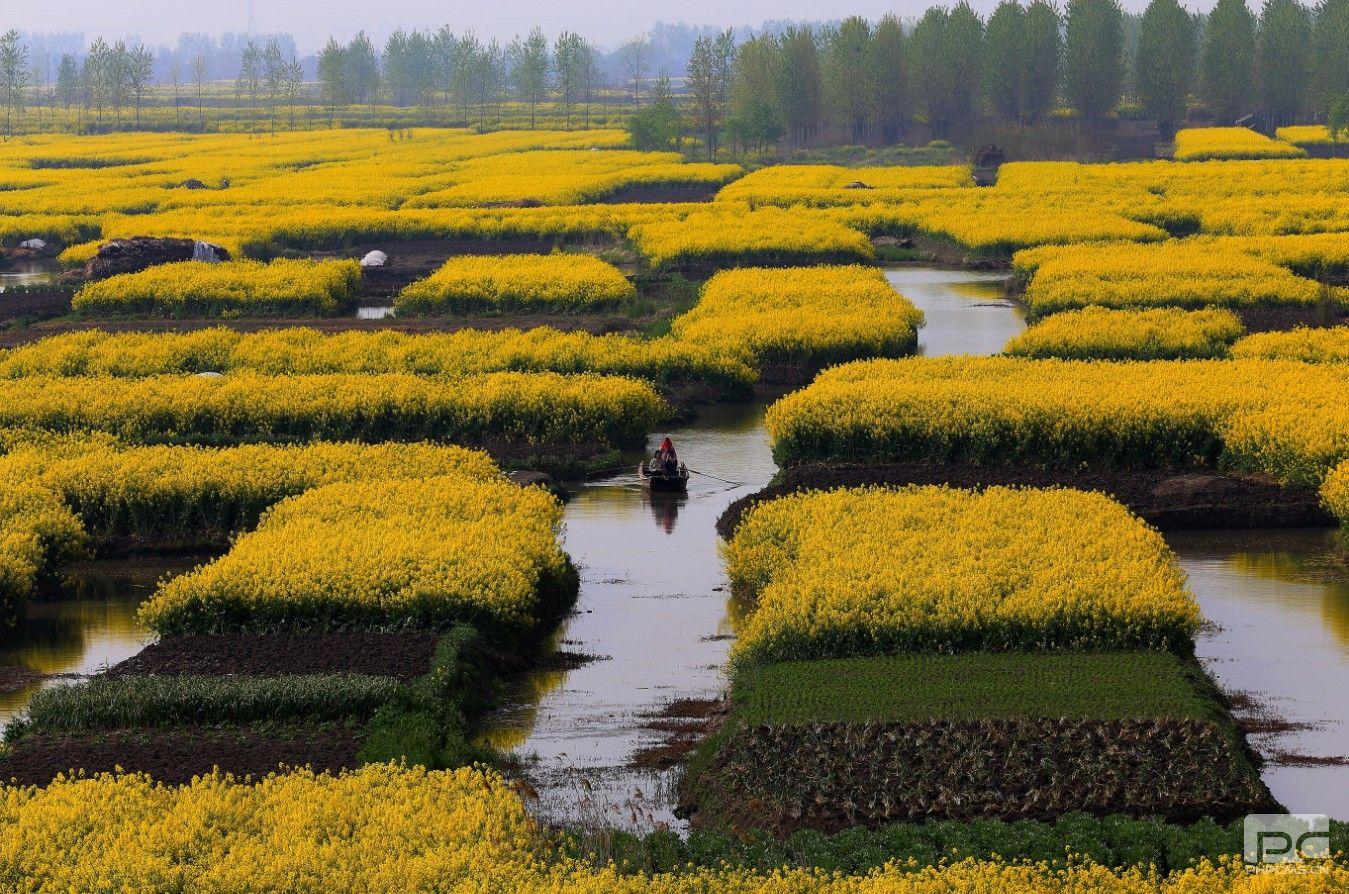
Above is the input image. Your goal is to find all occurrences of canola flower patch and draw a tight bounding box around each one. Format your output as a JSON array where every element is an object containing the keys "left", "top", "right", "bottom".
[
  {"left": 1324, "top": 461, "right": 1349, "bottom": 526},
  {"left": 671, "top": 265, "right": 924, "bottom": 366},
  {"left": 715, "top": 164, "right": 973, "bottom": 207},
  {"left": 0, "top": 327, "right": 754, "bottom": 396},
  {"left": 394, "top": 253, "right": 635, "bottom": 314},
  {"left": 1174, "top": 127, "right": 1307, "bottom": 162},
  {"left": 627, "top": 205, "right": 875, "bottom": 269},
  {"left": 72, "top": 259, "right": 362, "bottom": 317},
  {"left": 0, "top": 371, "right": 666, "bottom": 448},
  {"left": 725, "top": 486, "right": 1199, "bottom": 663},
  {"left": 1, "top": 763, "right": 1345, "bottom": 892},
  {"left": 0, "top": 439, "right": 501, "bottom": 633},
  {"left": 1016, "top": 240, "right": 1335, "bottom": 316},
  {"left": 139, "top": 473, "right": 567, "bottom": 636},
  {"left": 766, "top": 356, "right": 1349, "bottom": 489},
  {"left": 1004, "top": 307, "right": 1245, "bottom": 360},
  {"left": 1276, "top": 125, "right": 1339, "bottom": 148},
  {"left": 1230, "top": 326, "right": 1349, "bottom": 363}
]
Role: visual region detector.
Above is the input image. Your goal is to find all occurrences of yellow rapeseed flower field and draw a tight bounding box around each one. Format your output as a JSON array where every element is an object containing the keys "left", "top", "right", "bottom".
[
  {"left": 394, "top": 253, "right": 636, "bottom": 314},
  {"left": 725, "top": 486, "right": 1199, "bottom": 663},
  {"left": 766, "top": 356, "right": 1349, "bottom": 488},
  {"left": 2, "top": 763, "right": 1346, "bottom": 893},
  {"left": 72, "top": 259, "right": 362, "bottom": 317},
  {"left": 0, "top": 371, "right": 667, "bottom": 447},
  {"left": 1174, "top": 127, "right": 1307, "bottom": 161},
  {"left": 0, "top": 326, "right": 755, "bottom": 393},
  {"left": 1230, "top": 326, "right": 1349, "bottom": 363},
  {"left": 140, "top": 473, "right": 567, "bottom": 636},
  {"left": 1004, "top": 307, "right": 1245, "bottom": 360},
  {"left": 671, "top": 265, "right": 924, "bottom": 365}
]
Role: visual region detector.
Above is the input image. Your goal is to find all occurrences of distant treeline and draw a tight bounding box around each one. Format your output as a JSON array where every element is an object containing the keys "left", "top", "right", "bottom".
[
  {"left": 664, "top": 0, "right": 1349, "bottom": 157},
  {"left": 2, "top": 0, "right": 1347, "bottom": 149}
]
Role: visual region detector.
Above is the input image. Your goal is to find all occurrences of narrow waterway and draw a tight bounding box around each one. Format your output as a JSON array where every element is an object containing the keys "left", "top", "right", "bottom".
[
  {"left": 0, "top": 559, "right": 184, "bottom": 726},
  {"left": 1176, "top": 529, "right": 1349, "bottom": 819},
  {"left": 490, "top": 266, "right": 1025, "bottom": 829},
  {"left": 0, "top": 260, "right": 56, "bottom": 293}
]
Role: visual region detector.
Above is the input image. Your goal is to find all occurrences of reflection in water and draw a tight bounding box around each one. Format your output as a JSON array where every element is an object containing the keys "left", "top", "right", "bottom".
[
  {"left": 884, "top": 266, "right": 1022, "bottom": 357},
  {"left": 488, "top": 402, "right": 777, "bottom": 829},
  {"left": 643, "top": 490, "right": 685, "bottom": 535},
  {"left": 1172, "top": 529, "right": 1349, "bottom": 819},
  {"left": 356, "top": 306, "right": 394, "bottom": 320},
  {"left": 0, "top": 557, "right": 197, "bottom": 725},
  {"left": 0, "top": 259, "right": 57, "bottom": 293}
]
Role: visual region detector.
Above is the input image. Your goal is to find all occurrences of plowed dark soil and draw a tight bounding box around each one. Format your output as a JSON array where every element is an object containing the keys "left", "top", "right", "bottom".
[
  {"left": 106, "top": 632, "right": 440, "bottom": 679},
  {"left": 0, "top": 724, "right": 361, "bottom": 785}
]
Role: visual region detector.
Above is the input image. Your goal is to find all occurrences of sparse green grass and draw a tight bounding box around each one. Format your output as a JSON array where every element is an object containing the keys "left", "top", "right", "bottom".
[{"left": 731, "top": 652, "right": 1217, "bottom": 725}]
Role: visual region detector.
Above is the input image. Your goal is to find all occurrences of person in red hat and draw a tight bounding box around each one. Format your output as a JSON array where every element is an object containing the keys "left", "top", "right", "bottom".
[{"left": 655, "top": 437, "right": 677, "bottom": 473}]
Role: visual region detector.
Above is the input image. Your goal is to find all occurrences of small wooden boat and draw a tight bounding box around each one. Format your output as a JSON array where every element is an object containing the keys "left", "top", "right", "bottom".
[{"left": 639, "top": 461, "right": 689, "bottom": 492}]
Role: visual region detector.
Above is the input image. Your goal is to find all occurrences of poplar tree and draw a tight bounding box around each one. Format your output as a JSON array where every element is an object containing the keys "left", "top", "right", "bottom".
[
  {"left": 1257, "top": 0, "right": 1312, "bottom": 127},
  {"left": 1135, "top": 0, "right": 1197, "bottom": 134},
  {"left": 1201, "top": 0, "right": 1257, "bottom": 122},
  {"left": 1023, "top": 0, "right": 1063, "bottom": 122},
  {"left": 985, "top": 0, "right": 1028, "bottom": 123},
  {"left": 1064, "top": 0, "right": 1126, "bottom": 121}
]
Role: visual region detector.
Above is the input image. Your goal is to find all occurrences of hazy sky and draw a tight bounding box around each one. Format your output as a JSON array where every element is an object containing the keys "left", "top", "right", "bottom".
[{"left": 12, "top": 0, "right": 1194, "bottom": 54}]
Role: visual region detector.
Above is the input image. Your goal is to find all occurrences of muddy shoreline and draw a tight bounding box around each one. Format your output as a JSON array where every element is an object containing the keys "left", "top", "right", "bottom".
[{"left": 718, "top": 461, "right": 1334, "bottom": 537}]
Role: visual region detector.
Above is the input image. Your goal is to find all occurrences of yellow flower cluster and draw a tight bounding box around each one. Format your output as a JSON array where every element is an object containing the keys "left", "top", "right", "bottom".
[
  {"left": 394, "top": 253, "right": 636, "bottom": 314},
  {"left": 1004, "top": 307, "right": 1246, "bottom": 360},
  {"left": 725, "top": 486, "right": 1199, "bottom": 664},
  {"left": 1276, "top": 125, "right": 1338, "bottom": 147},
  {"left": 1230, "top": 326, "right": 1349, "bottom": 363},
  {"left": 1017, "top": 239, "right": 1337, "bottom": 316},
  {"left": 0, "top": 439, "right": 502, "bottom": 630},
  {"left": 0, "top": 128, "right": 723, "bottom": 257},
  {"left": 1323, "top": 461, "right": 1349, "bottom": 526},
  {"left": 6, "top": 763, "right": 1347, "bottom": 893},
  {"left": 72, "top": 259, "right": 362, "bottom": 317},
  {"left": 671, "top": 265, "right": 924, "bottom": 365},
  {"left": 766, "top": 356, "right": 1349, "bottom": 488},
  {"left": 1174, "top": 127, "right": 1307, "bottom": 161},
  {"left": 0, "top": 327, "right": 755, "bottom": 392},
  {"left": 626, "top": 205, "right": 875, "bottom": 269},
  {"left": 715, "top": 164, "right": 973, "bottom": 207},
  {"left": 140, "top": 472, "right": 567, "bottom": 635},
  {"left": 401, "top": 149, "right": 739, "bottom": 207},
  {"left": 0, "top": 371, "right": 668, "bottom": 447}
]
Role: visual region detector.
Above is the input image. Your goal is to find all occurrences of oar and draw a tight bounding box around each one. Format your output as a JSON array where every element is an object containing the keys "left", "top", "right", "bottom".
[{"left": 687, "top": 468, "right": 742, "bottom": 486}]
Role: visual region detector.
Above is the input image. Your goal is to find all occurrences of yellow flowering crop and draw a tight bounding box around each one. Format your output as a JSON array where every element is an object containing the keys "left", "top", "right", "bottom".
[
  {"left": 0, "top": 326, "right": 754, "bottom": 393},
  {"left": 726, "top": 486, "right": 1199, "bottom": 663},
  {"left": 140, "top": 473, "right": 567, "bottom": 636},
  {"left": 0, "top": 439, "right": 503, "bottom": 633},
  {"left": 1230, "top": 326, "right": 1349, "bottom": 363},
  {"left": 671, "top": 265, "right": 924, "bottom": 365},
  {"left": 1323, "top": 461, "right": 1349, "bottom": 526},
  {"left": 767, "top": 356, "right": 1349, "bottom": 489},
  {"left": 6, "top": 763, "right": 1348, "bottom": 892},
  {"left": 715, "top": 164, "right": 973, "bottom": 207},
  {"left": 0, "top": 370, "right": 666, "bottom": 448},
  {"left": 1004, "top": 307, "right": 1245, "bottom": 360},
  {"left": 394, "top": 253, "right": 635, "bottom": 314},
  {"left": 1174, "top": 127, "right": 1307, "bottom": 161},
  {"left": 1277, "top": 125, "right": 1338, "bottom": 147},
  {"left": 72, "top": 259, "right": 362, "bottom": 317},
  {"left": 1018, "top": 239, "right": 1335, "bottom": 316},
  {"left": 627, "top": 205, "right": 875, "bottom": 269}
]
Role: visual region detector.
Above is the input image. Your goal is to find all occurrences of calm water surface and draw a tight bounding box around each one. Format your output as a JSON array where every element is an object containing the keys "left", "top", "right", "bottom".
[
  {"left": 0, "top": 559, "right": 192, "bottom": 726},
  {"left": 1175, "top": 530, "right": 1349, "bottom": 818}
]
